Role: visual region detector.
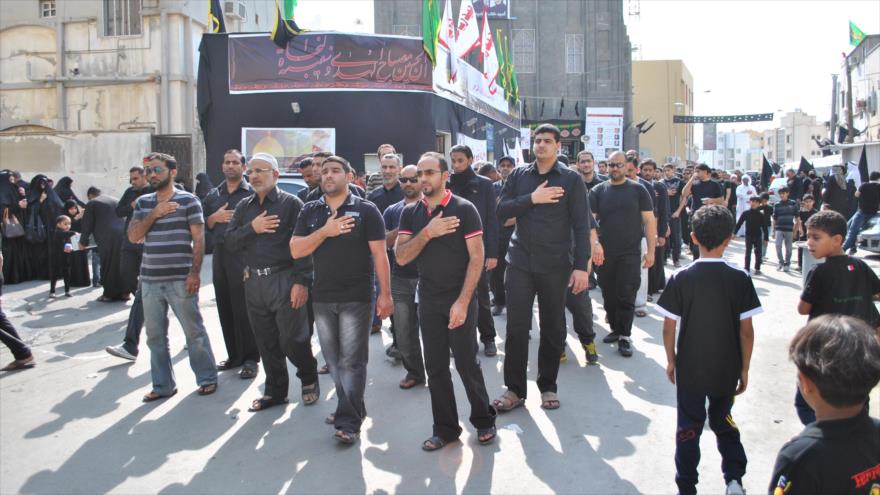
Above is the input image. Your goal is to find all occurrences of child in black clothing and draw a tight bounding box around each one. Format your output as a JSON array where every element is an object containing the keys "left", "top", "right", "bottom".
[
  {"left": 735, "top": 196, "right": 765, "bottom": 274},
  {"left": 794, "top": 210, "right": 880, "bottom": 425},
  {"left": 758, "top": 192, "right": 772, "bottom": 261},
  {"left": 657, "top": 205, "right": 761, "bottom": 495},
  {"left": 770, "top": 315, "right": 880, "bottom": 495},
  {"left": 49, "top": 215, "right": 76, "bottom": 298},
  {"left": 794, "top": 194, "right": 817, "bottom": 271}
]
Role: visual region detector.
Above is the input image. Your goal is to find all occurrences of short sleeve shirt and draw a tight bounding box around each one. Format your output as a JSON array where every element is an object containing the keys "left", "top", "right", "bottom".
[
  {"left": 383, "top": 199, "right": 418, "bottom": 279},
  {"left": 589, "top": 179, "right": 654, "bottom": 257},
  {"left": 656, "top": 258, "right": 763, "bottom": 396},
  {"left": 293, "top": 194, "right": 385, "bottom": 302},
  {"left": 801, "top": 255, "right": 880, "bottom": 326},
  {"left": 134, "top": 190, "right": 204, "bottom": 281},
  {"left": 691, "top": 179, "right": 723, "bottom": 212},
  {"left": 398, "top": 190, "right": 483, "bottom": 301}
]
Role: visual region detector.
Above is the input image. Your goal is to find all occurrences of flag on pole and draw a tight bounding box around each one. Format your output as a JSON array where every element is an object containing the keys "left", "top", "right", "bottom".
[
  {"left": 798, "top": 156, "right": 813, "bottom": 175},
  {"left": 858, "top": 144, "right": 869, "bottom": 186},
  {"left": 422, "top": 0, "right": 442, "bottom": 66},
  {"left": 479, "top": 7, "right": 501, "bottom": 98},
  {"left": 455, "top": 0, "right": 480, "bottom": 58},
  {"left": 271, "top": 0, "right": 303, "bottom": 48},
  {"left": 850, "top": 21, "right": 866, "bottom": 47},
  {"left": 505, "top": 35, "right": 519, "bottom": 102},
  {"left": 438, "top": 0, "right": 457, "bottom": 81},
  {"left": 495, "top": 28, "right": 509, "bottom": 97},
  {"left": 208, "top": 0, "right": 226, "bottom": 33},
  {"left": 760, "top": 154, "right": 773, "bottom": 190}
]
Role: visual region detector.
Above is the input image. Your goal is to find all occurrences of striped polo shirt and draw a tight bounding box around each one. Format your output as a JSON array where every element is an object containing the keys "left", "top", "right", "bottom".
[{"left": 133, "top": 190, "right": 204, "bottom": 281}]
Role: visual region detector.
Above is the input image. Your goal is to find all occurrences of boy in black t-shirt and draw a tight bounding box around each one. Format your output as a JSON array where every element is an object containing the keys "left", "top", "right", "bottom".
[
  {"left": 770, "top": 315, "right": 880, "bottom": 495},
  {"left": 735, "top": 196, "right": 765, "bottom": 274},
  {"left": 794, "top": 210, "right": 880, "bottom": 425},
  {"left": 658, "top": 205, "right": 761, "bottom": 495}
]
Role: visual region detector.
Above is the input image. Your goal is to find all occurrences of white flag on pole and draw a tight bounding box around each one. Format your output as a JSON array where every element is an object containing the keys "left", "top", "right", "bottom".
[
  {"left": 479, "top": 8, "right": 501, "bottom": 100},
  {"left": 438, "top": 0, "right": 457, "bottom": 82},
  {"left": 455, "top": 0, "right": 480, "bottom": 59}
]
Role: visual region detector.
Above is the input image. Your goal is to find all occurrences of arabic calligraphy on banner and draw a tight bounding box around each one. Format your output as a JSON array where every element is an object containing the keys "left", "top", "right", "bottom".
[{"left": 228, "top": 33, "right": 433, "bottom": 94}]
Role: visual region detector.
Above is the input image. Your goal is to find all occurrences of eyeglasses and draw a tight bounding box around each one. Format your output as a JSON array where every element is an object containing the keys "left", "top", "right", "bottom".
[
  {"left": 399, "top": 177, "right": 418, "bottom": 184},
  {"left": 607, "top": 162, "right": 626, "bottom": 169},
  {"left": 146, "top": 166, "right": 167, "bottom": 174}
]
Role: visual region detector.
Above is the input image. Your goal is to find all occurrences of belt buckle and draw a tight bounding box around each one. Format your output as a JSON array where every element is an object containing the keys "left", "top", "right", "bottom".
[{"left": 256, "top": 267, "right": 270, "bottom": 276}]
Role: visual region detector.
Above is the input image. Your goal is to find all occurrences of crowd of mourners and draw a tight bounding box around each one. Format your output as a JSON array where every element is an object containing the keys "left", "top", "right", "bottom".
[{"left": 1, "top": 123, "right": 879, "bottom": 495}]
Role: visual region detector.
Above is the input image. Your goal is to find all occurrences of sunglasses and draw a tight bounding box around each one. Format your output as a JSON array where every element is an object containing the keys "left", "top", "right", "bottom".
[
  {"left": 399, "top": 177, "right": 418, "bottom": 184},
  {"left": 607, "top": 162, "right": 626, "bottom": 169},
  {"left": 146, "top": 166, "right": 167, "bottom": 174}
]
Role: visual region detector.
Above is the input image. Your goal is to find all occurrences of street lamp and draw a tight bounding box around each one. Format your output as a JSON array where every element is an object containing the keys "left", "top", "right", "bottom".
[{"left": 674, "top": 102, "right": 684, "bottom": 165}]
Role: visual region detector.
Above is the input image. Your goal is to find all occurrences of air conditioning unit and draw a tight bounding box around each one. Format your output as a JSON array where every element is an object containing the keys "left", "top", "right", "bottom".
[{"left": 223, "top": 1, "right": 245, "bottom": 20}]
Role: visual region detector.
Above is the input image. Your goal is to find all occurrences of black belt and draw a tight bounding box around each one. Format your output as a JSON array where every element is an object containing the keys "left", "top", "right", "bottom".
[{"left": 245, "top": 264, "right": 294, "bottom": 277}]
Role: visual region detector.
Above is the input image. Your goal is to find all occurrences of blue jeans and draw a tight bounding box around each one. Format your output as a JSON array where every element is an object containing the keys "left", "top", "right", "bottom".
[
  {"left": 314, "top": 301, "right": 373, "bottom": 434},
  {"left": 142, "top": 280, "right": 217, "bottom": 395},
  {"left": 122, "top": 286, "right": 145, "bottom": 356},
  {"left": 843, "top": 210, "right": 870, "bottom": 251}
]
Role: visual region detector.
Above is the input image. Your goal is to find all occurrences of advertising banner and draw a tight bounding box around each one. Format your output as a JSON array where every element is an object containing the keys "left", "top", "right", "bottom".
[
  {"left": 241, "top": 127, "right": 335, "bottom": 171},
  {"left": 584, "top": 107, "right": 624, "bottom": 160}
]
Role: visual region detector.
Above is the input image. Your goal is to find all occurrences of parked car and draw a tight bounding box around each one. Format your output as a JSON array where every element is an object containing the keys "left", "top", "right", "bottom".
[
  {"left": 767, "top": 177, "right": 788, "bottom": 205},
  {"left": 276, "top": 173, "right": 308, "bottom": 196},
  {"left": 856, "top": 212, "right": 880, "bottom": 254}
]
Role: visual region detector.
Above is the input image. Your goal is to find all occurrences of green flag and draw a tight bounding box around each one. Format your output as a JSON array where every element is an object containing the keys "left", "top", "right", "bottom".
[
  {"left": 422, "top": 0, "right": 441, "bottom": 66},
  {"left": 850, "top": 21, "right": 866, "bottom": 46},
  {"left": 283, "top": 0, "right": 297, "bottom": 20},
  {"left": 271, "top": 0, "right": 303, "bottom": 48},
  {"left": 505, "top": 35, "right": 519, "bottom": 103},
  {"left": 496, "top": 29, "right": 509, "bottom": 98}
]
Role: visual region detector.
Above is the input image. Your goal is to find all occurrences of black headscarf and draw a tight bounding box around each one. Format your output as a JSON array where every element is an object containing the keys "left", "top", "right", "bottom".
[
  {"left": 0, "top": 170, "right": 18, "bottom": 208},
  {"left": 28, "top": 174, "right": 65, "bottom": 213},
  {"left": 195, "top": 172, "right": 214, "bottom": 200},
  {"left": 54, "top": 176, "right": 86, "bottom": 207}
]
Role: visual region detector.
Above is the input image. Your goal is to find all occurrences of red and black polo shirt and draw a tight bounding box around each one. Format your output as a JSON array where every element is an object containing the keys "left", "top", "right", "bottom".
[{"left": 398, "top": 190, "right": 483, "bottom": 300}]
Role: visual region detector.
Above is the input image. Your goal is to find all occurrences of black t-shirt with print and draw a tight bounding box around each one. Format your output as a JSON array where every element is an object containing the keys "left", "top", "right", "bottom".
[
  {"left": 801, "top": 255, "right": 880, "bottom": 326},
  {"left": 656, "top": 259, "right": 762, "bottom": 396}
]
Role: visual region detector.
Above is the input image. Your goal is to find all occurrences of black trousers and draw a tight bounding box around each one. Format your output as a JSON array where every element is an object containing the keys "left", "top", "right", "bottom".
[
  {"left": 744, "top": 236, "right": 762, "bottom": 271},
  {"left": 419, "top": 297, "right": 495, "bottom": 441},
  {"left": 243, "top": 269, "right": 317, "bottom": 399},
  {"left": 49, "top": 252, "right": 70, "bottom": 294},
  {"left": 490, "top": 225, "right": 514, "bottom": 306},
  {"left": 682, "top": 211, "right": 693, "bottom": 254},
  {"left": 504, "top": 265, "right": 569, "bottom": 399},
  {"left": 597, "top": 254, "right": 641, "bottom": 338},
  {"left": 476, "top": 272, "right": 496, "bottom": 343},
  {"left": 648, "top": 244, "right": 666, "bottom": 294},
  {"left": 0, "top": 307, "right": 31, "bottom": 360},
  {"left": 669, "top": 214, "right": 682, "bottom": 262},
  {"left": 119, "top": 248, "right": 142, "bottom": 295},
  {"left": 675, "top": 387, "right": 747, "bottom": 495},
  {"left": 565, "top": 286, "right": 595, "bottom": 344},
  {"left": 213, "top": 243, "right": 259, "bottom": 366}
]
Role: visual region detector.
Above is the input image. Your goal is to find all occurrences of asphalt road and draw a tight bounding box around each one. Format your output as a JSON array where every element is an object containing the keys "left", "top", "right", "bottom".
[{"left": 2, "top": 240, "right": 878, "bottom": 495}]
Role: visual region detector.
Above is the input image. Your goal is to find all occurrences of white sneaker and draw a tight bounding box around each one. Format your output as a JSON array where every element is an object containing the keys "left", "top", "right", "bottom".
[
  {"left": 105, "top": 345, "right": 136, "bottom": 361},
  {"left": 726, "top": 480, "right": 745, "bottom": 495}
]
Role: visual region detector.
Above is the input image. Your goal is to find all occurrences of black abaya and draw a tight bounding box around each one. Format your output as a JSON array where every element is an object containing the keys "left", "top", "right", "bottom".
[{"left": 80, "top": 195, "right": 126, "bottom": 299}]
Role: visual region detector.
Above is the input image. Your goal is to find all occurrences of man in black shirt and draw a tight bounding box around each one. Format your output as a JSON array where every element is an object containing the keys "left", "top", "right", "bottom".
[
  {"left": 491, "top": 156, "right": 516, "bottom": 315},
  {"left": 663, "top": 164, "right": 684, "bottom": 266},
  {"left": 494, "top": 124, "right": 591, "bottom": 411},
  {"left": 301, "top": 152, "right": 366, "bottom": 203},
  {"left": 395, "top": 152, "right": 497, "bottom": 451},
  {"left": 291, "top": 155, "right": 392, "bottom": 444},
  {"left": 676, "top": 163, "right": 723, "bottom": 260},
  {"left": 786, "top": 168, "right": 803, "bottom": 203},
  {"left": 625, "top": 156, "right": 655, "bottom": 317},
  {"left": 640, "top": 160, "right": 670, "bottom": 296},
  {"left": 770, "top": 315, "right": 880, "bottom": 495},
  {"left": 202, "top": 149, "right": 259, "bottom": 378},
  {"left": 844, "top": 171, "right": 880, "bottom": 253},
  {"left": 366, "top": 153, "right": 404, "bottom": 214},
  {"left": 575, "top": 150, "right": 607, "bottom": 290},
  {"left": 449, "top": 144, "right": 499, "bottom": 356},
  {"left": 225, "top": 152, "right": 318, "bottom": 412},
  {"left": 734, "top": 197, "right": 765, "bottom": 273},
  {"left": 295, "top": 157, "right": 320, "bottom": 203},
  {"left": 590, "top": 151, "right": 655, "bottom": 357},
  {"left": 80, "top": 188, "right": 126, "bottom": 301}
]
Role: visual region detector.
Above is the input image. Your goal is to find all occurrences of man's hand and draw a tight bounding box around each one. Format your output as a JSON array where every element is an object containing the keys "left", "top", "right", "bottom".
[
  {"left": 448, "top": 299, "right": 469, "bottom": 329},
  {"left": 568, "top": 269, "right": 589, "bottom": 294},
  {"left": 425, "top": 212, "right": 459, "bottom": 238},
  {"left": 290, "top": 283, "right": 308, "bottom": 309},
  {"left": 251, "top": 210, "right": 281, "bottom": 234},
  {"left": 666, "top": 360, "right": 676, "bottom": 385},
  {"left": 643, "top": 250, "right": 655, "bottom": 269},
  {"left": 376, "top": 291, "right": 393, "bottom": 319},
  {"left": 671, "top": 210, "right": 680, "bottom": 219},
  {"left": 658, "top": 237, "right": 666, "bottom": 247},
  {"left": 736, "top": 369, "right": 749, "bottom": 395},
  {"left": 185, "top": 273, "right": 200, "bottom": 295},
  {"left": 18, "top": 199, "right": 27, "bottom": 209},
  {"left": 530, "top": 180, "right": 564, "bottom": 204},
  {"left": 485, "top": 258, "right": 498, "bottom": 271},
  {"left": 321, "top": 212, "right": 354, "bottom": 237},
  {"left": 592, "top": 242, "right": 605, "bottom": 267},
  {"left": 210, "top": 203, "right": 235, "bottom": 224},
  {"left": 151, "top": 201, "right": 179, "bottom": 219}
]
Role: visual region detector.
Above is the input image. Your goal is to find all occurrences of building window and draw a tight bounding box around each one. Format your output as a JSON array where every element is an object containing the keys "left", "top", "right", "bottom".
[
  {"left": 786, "top": 150, "right": 792, "bottom": 159},
  {"left": 392, "top": 24, "right": 419, "bottom": 37},
  {"left": 513, "top": 29, "right": 536, "bottom": 74},
  {"left": 40, "top": 0, "right": 56, "bottom": 17},
  {"left": 103, "top": 0, "right": 142, "bottom": 37},
  {"left": 785, "top": 135, "right": 790, "bottom": 144},
  {"left": 565, "top": 34, "right": 584, "bottom": 74}
]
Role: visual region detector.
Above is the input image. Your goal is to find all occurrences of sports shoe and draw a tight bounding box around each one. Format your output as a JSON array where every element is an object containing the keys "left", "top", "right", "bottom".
[
  {"left": 105, "top": 344, "right": 136, "bottom": 361},
  {"left": 725, "top": 480, "right": 745, "bottom": 495},
  {"left": 602, "top": 332, "right": 620, "bottom": 343},
  {"left": 385, "top": 344, "right": 401, "bottom": 360},
  {"left": 583, "top": 342, "right": 599, "bottom": 365},
  {"left": 560, "top": 351, "right": 568, "bottom": 363},
  {"left": 618, "top": 338, "right": 633, "bottom": 357}
]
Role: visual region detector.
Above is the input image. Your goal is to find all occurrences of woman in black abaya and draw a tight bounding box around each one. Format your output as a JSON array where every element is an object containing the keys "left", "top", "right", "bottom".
[
  {"left": 26, "top": 174, "right": 64, "bottom": 280},
  {"left": 1, "top": 171, "right": 32, "bottom": 284},
  {"left": 54, "top": 176, "right": 86, "bottom": 208}
]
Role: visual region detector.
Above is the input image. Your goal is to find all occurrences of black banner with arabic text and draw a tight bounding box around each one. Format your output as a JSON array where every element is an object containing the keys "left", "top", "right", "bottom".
[
  {"left": 228, "top": 33, "right": 433, "bottom": 94},
  {"left": 673, "top": 113, "right": 774, "bottom": 124}
]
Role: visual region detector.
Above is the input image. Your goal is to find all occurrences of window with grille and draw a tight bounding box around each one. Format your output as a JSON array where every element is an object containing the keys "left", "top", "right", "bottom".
[
  {"left": 565, "top": 34, "right": 584, "bottom": 74},
  {"left": 392, "top": 24, "right": 419, "bottom": 37},
  {"left": 103, "top": 0, "right": 142, "bottom": 36},
  {"left": 513, "top": 29, "right": 535, "bottom": 74},
  {"left": 40, "top": 0, "right": 56, "bottom": 18}
]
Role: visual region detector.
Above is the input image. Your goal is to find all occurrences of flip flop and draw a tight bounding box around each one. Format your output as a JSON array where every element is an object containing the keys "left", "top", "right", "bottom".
[
  {"left": 302, "top": 381, "right": 320, "bottom": 406},
  {"left": 143, "top": 389, "right": 178, "bottom": 402},
  {"left": 197, "top": 383, "right": 217, "bottom": 396},
  {"left": 1, "top": 357, "right": 35, "bottom": 372},
  {"left": 248, "top": 396, "right": 288, "bottom": 412}
]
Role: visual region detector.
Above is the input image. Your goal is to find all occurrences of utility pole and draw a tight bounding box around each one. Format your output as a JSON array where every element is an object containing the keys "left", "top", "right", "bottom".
[{"left": 844, "top": 55, "right": 855, "bottom": 143}]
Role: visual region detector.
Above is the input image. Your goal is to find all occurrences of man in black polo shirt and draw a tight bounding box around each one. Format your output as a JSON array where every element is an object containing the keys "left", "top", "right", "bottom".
[
  {"left": 367, "top": 153, "right": 404, "bottom": 213},
  {"left": 224, "top": 153, "right": 318, "bottom": 412},
  {"left": 291, "top": 155, "right": 392, "bottom": 444},
  {"left": 302, "top": 152, "right": 366, "bottom": 202},
  {"left": 676, "top": 163, "right": 723, "bottom": 260},
  {"left": 202, "top": 149, "right": 260, "bottom": 379},
  {"left": 663, "top": 164, "right": 684, "bottom": 267},
  {"left": 491, "top": 156, "right": 516, "bottom": 315},
  {"left": 494, "top": 123, "right": 591, "bottom": 411},
  {"left": 590, "top": 151, "right": 656, "bottom": 357},
  {"left": 395, "top": 151, "right": 496, "bottom": 450},
  {"left": 449, "top": 144, "right": 499, "bottom": 357}
]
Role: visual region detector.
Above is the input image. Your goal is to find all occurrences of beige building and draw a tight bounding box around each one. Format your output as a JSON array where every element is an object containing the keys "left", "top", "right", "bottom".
[
  {"left": 632, "top": 59, "right": 694, "bottom": 164},
  {"left": 761, "top": 109, "right": 828, "bottom": 167},
  {"left": 0, "top": 0, "right": 272, "bottom": 197}
]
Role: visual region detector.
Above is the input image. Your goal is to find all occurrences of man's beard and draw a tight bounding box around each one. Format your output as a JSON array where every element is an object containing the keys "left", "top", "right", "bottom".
[{"left": 155, "top": 176, "right": 172, "bottom": 190}]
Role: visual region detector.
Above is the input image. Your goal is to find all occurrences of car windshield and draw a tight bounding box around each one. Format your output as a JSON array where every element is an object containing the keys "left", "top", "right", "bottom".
[{"left": 277, "top": 181, "right": 306, "bottom": 195}]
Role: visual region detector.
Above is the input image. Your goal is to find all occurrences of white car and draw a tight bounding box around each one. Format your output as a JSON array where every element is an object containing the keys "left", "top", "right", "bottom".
[
  {"left": 276, "top": 173, "right": 308, "bottom": 196},
  {"left": 767, "top": 177, "right": 789, "bottom": 205},
  {"left": 856, "top": 213, "right": 880, "bottom": 254}
]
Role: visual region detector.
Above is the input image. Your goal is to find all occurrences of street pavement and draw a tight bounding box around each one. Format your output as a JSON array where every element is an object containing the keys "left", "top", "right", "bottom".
[{"left": 1, "top": 239, "right": 878, "bottom": 495}]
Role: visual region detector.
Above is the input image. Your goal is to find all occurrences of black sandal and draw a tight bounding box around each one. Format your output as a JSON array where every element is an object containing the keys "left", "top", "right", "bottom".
[
  {"left": 422, "top": 436, "right": 450, "bottom": 451},
  {"left": 197, "top": 383, "right": 217, "bottom": 396},
  {"left": 302, "top": 381, "right": 320, "bottom": 405},
  {"left": 142, "top": 389, "right": 178, "bottom": 402},
  {"left": 239, "top": 366, "right": 258, "bottom": 380},
  {"left": 248, "top": 396, "right": 288, "bottom": 412},
  {"left": 477, "top": 426, "right": 497, "bottom": 445},
  {"left": 334, "top": 430, "right": 359, "bottom": 444}
]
